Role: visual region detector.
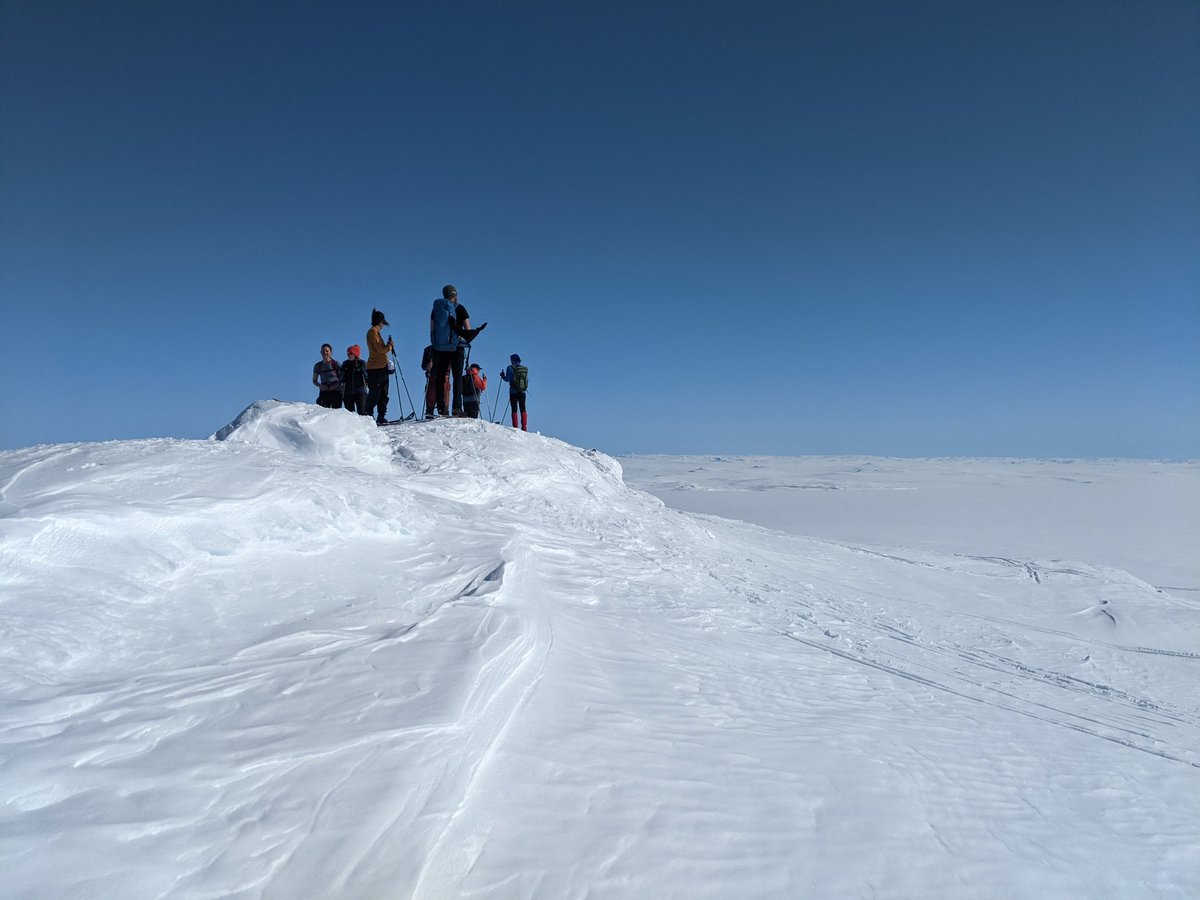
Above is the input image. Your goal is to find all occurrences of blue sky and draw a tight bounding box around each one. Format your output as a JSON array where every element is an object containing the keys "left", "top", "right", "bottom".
[{"left": 2, "top": 0, "right": 1197, "bottom": 457}]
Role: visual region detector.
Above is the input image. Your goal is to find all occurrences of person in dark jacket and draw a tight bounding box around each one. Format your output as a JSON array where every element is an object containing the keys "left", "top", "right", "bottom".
[
  {"left": 341, "top": 345, "right": 370, "bottom": 415},
  {"left": 421, "top": 345, "right": 451, "bottom": 421},
  {"left": 451, "top": 290, "right": 486, "bottom": 416},
  {"left": 500, "top": 353, "right": 528, "bottom": 431}
]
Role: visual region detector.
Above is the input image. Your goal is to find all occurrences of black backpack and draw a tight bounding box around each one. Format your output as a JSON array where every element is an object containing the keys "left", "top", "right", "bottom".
[{"left": 343, "top": 358, "right": 367, "bottom": 392}]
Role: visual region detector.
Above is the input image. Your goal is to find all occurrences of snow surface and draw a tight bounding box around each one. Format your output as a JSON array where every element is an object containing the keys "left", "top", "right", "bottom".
[
  {"left": 1, "top": 401, "right": 1197, "bottom": 899},
  {"left": 620, "top": 455, "right": 1200, "bottom": 593}
]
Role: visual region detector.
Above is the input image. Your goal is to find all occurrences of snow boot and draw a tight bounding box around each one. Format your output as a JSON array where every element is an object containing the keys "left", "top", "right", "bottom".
[
  {"left": 511, "top": 410, "right": 519, "bottom": 428},
  {"left": 521, "top": 412, "right": 528, "bottom": 432}
]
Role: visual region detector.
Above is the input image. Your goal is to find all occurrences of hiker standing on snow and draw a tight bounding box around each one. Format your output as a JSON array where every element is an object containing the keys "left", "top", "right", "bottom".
[
  {"left": 428, "top": 284, "right": 487, "bottom": 418},
  {"left": 462, "top": 363, "right": 487, "bottom": 419},
  {"left": 341, "top": 345, "right": 370, "bottom": 416},
  {"left": 421, "top": 343, "right": 452, "bottom": 421},
  {"left": 427, "top": 289, "right": 457, "bottom": 419},
  {"left": 501, "top": 353, "right": 529, "bottom": 431},
  {"left": 313, "top": 344, "right": 343, "bottom": 409},
  {"left": 451, "top": 289, "right": 486, "bottom": 416},
  {"left": 366, "top": 309, "right": 395, "bottom": 425}
]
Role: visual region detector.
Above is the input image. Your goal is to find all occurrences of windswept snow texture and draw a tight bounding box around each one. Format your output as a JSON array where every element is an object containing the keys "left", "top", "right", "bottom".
[{"left": 1, "top": 403, "right": 1197, "bottom": 899}]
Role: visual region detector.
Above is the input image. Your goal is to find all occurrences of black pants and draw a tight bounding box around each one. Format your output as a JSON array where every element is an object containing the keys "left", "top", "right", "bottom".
[
  {"left": 316, "top": 390, "right": 342, "bottom": 409},
  {"left": 510, "top": 391, "right": 527, "bottom": 414},
  {"left": 344, "top": 391, "right": 369, "bottom": 415},
  {"left": 367, "top": 368, "right": 389, "bottom": 422}
]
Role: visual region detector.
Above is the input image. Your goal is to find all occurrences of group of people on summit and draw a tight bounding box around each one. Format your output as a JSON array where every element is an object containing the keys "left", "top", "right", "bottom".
[{"left": 310, "top": 284, "right": 530, "bottom": 430}]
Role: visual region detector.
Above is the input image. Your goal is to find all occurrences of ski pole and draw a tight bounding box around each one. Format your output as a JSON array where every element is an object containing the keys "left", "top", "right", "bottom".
[
  {"left": 388, "top": 339, "right": 416, "bottom": 420},
  {"left": 490, "top": 366, "right": 503, "bottom": 421},
  {"left": 395, "top": 355, "right": 416, "bottom": 419}
]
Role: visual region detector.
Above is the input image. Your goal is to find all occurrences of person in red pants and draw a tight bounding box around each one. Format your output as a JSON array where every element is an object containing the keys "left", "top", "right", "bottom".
[
  {"left": 421, "top": 345, "right": 451, "bottom": 420},
  {"left": 500, "top": 354, "right": 529, "bottom": 431}
]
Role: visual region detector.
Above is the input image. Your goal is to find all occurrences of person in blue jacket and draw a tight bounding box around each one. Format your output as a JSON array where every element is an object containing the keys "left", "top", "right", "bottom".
[
  {"left": 427, "top": 284, "right": 487, "bottom": 418},
  {"left": 500, "top": 354, "right": 528, "bottom": 431}
]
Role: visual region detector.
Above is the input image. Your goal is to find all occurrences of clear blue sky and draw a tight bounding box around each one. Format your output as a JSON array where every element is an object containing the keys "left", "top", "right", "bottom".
[{"left": 2, "top": 0, "right": 1197, "bottom": 457}]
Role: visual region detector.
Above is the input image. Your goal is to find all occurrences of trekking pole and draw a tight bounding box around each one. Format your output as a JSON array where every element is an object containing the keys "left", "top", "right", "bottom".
[
  {"left": 395, "top": 357, "right": 416, "bottom": 420},
  {"left": 388, "top": 340, "right": 416, "bottom": 420},
  {"left": 490, "top": 364, "right": 503, "bottom": 421}
]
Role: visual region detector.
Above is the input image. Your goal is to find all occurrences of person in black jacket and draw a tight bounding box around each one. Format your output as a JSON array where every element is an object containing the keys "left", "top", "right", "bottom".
[
  {"left": 341, "top": 345, "right": 370, "bottom": 416},
  {"left": 421, "top": 344, "right": 452, "bottom": 421}
]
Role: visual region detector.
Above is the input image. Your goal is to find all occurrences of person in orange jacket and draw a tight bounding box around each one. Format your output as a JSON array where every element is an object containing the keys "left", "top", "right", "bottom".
[
  {"left": 366, "top": 308, "right": 395, "bottom": 424},
  {"left": 462, "top": 363, "right": 487, "bottom": 419}
]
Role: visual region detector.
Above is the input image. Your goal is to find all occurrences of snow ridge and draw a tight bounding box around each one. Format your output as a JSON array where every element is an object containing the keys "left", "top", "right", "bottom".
[{"left": 1, "top": 403, "right": 1197, "bottom": 898}]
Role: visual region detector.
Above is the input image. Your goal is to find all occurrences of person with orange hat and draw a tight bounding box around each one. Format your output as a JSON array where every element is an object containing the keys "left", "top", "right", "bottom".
[{"left": 341, "top": 344, "right": 369, "bottom": 415}]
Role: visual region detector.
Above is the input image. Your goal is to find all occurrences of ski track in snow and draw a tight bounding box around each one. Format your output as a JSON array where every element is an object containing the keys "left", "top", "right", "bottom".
[{"left": 1, "top": 402, "right": 1198, "bottom": 898}]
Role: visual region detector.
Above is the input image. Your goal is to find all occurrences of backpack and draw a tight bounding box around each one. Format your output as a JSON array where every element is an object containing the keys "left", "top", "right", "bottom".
[
  {"left": 430, "top": 298, "right": 457, "bottom": 351},
  {"left": 511, "top": 364, "right": 528, "bottom": 392},
  {"left": 343, "top": 358, "right": 367, "bottom": 394}
]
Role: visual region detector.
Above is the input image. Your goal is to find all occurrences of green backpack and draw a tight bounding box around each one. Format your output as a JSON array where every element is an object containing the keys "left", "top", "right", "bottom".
[{"left": 512, "top": 364, "right": 528, "bottom": 392}]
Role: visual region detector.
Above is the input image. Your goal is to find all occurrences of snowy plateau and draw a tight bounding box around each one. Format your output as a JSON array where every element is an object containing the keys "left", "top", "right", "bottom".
[{"left": 1, "top": 400, "right": 1197, "bottom": 899}]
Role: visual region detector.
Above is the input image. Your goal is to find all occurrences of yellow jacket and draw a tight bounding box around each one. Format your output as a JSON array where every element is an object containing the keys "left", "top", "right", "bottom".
[{"left": 366, "top": 325, "right": 390, "bottom": 370}]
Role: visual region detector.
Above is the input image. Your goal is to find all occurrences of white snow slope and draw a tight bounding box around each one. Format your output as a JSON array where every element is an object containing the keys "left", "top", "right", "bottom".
[{"left": 1, "top": 401, "right": 1197, "bottom": 899}]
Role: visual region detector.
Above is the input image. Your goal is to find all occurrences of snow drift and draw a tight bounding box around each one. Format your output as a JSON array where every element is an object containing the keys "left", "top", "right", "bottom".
[{"left": 1, "top": 402, "right": 1197, "bottom": 898}]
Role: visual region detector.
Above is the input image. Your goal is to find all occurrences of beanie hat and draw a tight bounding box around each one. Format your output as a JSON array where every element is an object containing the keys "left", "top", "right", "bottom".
[
  {"left": 371, "top": 308, "right": 389, "bottom": 327},
  {"left": 510, "top": 354, "right": 521, "bottom": 364},
  {"left": 442, "top": 284, "right": 457, "bottom": 299},
  {"left": 347, "top": 345, "right": 361, "bottom": 358}
]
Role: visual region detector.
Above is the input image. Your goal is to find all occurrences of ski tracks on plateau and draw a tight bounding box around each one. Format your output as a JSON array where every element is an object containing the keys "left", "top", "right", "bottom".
[{"left": 720, "top": 529, "right": 1200, "bottom": 771}]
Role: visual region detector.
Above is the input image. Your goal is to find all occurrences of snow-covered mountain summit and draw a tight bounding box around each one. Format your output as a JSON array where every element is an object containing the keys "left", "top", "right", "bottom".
[{"left": 1, "top": 402, "right": 1197, "bottom": 898}]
